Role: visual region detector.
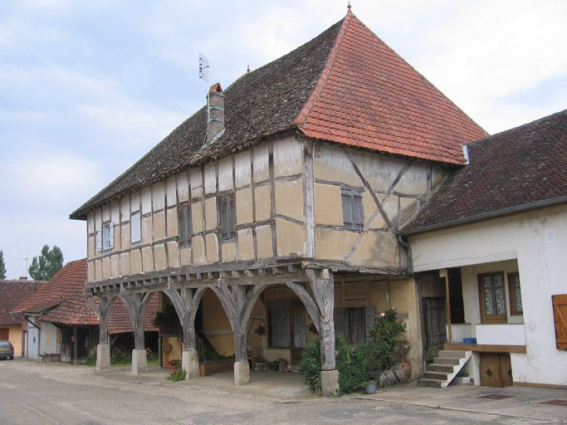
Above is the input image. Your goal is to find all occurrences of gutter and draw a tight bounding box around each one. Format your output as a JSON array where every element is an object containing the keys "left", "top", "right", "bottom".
[{"left": 401, "top": 196, "right": 567, "bottom": 236}]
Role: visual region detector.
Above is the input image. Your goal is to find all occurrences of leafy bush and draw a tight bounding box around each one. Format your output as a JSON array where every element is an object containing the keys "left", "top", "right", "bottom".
[
  {"left": 299, "top": 336, "right": 366, "bottom": 394},
  {"left": 369, "top": 309, "right": 406, "bottom": 372},
  {"left": 167, "top": 368, "right": 187, "bottom": 381}
]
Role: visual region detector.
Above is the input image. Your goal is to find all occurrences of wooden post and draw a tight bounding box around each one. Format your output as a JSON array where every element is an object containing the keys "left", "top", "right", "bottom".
[
  {"left": 73, "top": 326, "right": 78, "bottom": 365},
  {"left": 440, "top": 269, "right": 453, "bottom": 344}
]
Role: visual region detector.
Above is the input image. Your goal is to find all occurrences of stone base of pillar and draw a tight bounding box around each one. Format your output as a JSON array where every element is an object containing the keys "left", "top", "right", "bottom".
[
  {"left": 321, "top": 369, "right": 339, "bottom": 397},
  {"left": 131, "top": 349, "right": 147, "bottom": 375},
  {"left": 95, "top": 344, "right": 110, "bottom": 373},
  {"left": 182, "top": 350, "right": 200, "bottom": 380},
  {"left": 233, "top": 361, "right": 250, "bottom": 386}
]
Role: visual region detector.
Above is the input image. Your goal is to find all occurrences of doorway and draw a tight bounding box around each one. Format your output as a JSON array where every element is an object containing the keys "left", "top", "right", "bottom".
[{"left": 480, "top": 353, "right": 513, "bottom": 387}]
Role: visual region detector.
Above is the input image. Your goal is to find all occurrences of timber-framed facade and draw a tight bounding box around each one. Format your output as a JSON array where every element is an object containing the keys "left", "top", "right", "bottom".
[{"left": 71, "top": 10, "right": 486, "bottom": 395}]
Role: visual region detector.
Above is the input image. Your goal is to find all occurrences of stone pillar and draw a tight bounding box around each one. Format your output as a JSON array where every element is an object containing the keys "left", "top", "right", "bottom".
[
  {"left": 131, "top": 349, "right": 147, "bottom": 375},
  {"left": 321, "top": 370, "right": 340, "bottom": 397},
  {"left": 96, "top": 344, "right": 110, "bottom": 372},
  {"left": 234, "top": 361, "right": 250, "bottom": 386},
  {"left": 181, "top": 349, "right": 200, "bottom": 380}
]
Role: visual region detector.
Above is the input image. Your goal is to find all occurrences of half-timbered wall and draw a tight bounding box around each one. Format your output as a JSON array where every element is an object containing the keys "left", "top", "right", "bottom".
[
  {"left": 312, "top": 142, "right": 446, "bottom": 269},
  {"left": 86, "top": 134, "right": 307, "bottom": 283}
]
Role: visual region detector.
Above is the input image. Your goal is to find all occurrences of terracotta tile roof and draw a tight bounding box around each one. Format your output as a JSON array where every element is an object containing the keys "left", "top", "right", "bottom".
[
  {"left": 0, "top": 280, "right": 43, "bottom": 325},
  {"left": 14, "top": 259, "right": 159, "bottom": 333},
  {"left": 296, "top": 11, "right": 487, "bottom": 164},
  {"left": 402, "top": 109, "right": 567, "bottom": 234},
  {"left": 71, "top": 12, "right": 485, "bottom": 220}
]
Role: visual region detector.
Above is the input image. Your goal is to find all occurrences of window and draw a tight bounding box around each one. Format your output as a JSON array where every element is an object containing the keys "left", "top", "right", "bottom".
[
  {"left": 220, "top": 195, "right": 236, "bottom": 241},
  {"left": 508, "top": 272, "right": 523, "bottom": 316},
  {"left": 96, "top": 222, "right": 114, "bottom": 252},
  {"left": 341, "top": 188, "right": 364, "bottom": 231},
  {"left": 269, "top": 303, "right": 290, "bottom": 348},
  {"left": 334, "top": 307, "right": 375, "bottom": 344},
  {"left": 178, "top": 203, "right": 192, "bottom": 248},
  {"left": 131, "top": 211, "right": 141, "bottom": 243},
  {"left": 478, "top": 272, "right": 507, "bottom": 324}
]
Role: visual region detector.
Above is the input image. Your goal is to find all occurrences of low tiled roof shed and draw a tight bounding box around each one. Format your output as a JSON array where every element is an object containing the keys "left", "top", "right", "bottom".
[{"left": 402, "top": 109, "right": 567, "bottom": 235}]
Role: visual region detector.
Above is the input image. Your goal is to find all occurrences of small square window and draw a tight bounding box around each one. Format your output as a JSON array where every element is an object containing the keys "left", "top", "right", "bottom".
[
  {"left": 220, "top": 195, "right": 236, "bottom": 241},
  {"left": 178, "top": 203, "right": 192, "bottom": 248},
  {"left": 341, "top": 188, "right": 364, "bottom": 231},
  {"left": 131, "top": 211, "right": 141, "bottom": 243}
]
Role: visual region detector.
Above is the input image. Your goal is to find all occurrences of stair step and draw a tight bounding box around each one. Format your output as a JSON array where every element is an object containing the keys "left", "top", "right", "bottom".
[
  {"left": 435, "top": 357, "right": 461, "bottom": 366},
  {"left": 439, "top": 350, "right": 468, "bottom": 359},
  {"left": 428, "top": 364, "right": 455, "bottom": 373},
  {"left": 423, "top": 371, "right": 450, "bottom": 380},
  {"left": 418, "top": 378, "right": 445, "bottom": 388}
]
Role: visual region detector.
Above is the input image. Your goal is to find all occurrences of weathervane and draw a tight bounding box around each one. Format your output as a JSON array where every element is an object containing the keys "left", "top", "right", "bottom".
[{"left": 199, "top": 53, "right": 210, "bottom": 83}]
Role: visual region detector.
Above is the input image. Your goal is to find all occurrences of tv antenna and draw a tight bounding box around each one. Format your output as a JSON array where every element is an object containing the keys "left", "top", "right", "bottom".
[
  {"left": 17, "top": 257, "right": 28, "bottom": 279},
  {"left": 199, "top": 53, "right": 210, "bottom": 82}
]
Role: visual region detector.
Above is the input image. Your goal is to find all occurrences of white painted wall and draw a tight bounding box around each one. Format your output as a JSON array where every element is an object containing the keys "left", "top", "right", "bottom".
[
  {"left": 476, "top": 324, "right": 525, "bottom": 346},
  {"left": 410, "top": 204, "right": 567, "bottom": 386},
  {"left": 40, "top": 322, "right": 59, "bottom": 356}
]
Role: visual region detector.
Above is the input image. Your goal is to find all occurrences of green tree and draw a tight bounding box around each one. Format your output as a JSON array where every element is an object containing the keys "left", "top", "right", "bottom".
[
  {"left": 28, "top": 245, "right": 64, "bottom": 281},
  {"left": 0, "top": 250, "right": 6, "bottom": 279}
]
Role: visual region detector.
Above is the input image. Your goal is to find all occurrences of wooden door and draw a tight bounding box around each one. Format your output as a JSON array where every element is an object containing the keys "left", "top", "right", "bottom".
[
  {"left": 480, "top": 353, "right": 513, "bottom": 387},
  {"left": 0, "top": 328, "right": 8, "bottom": 340},
  {"left": 290, "top": 308, "right": 306, "bottom": 365}
]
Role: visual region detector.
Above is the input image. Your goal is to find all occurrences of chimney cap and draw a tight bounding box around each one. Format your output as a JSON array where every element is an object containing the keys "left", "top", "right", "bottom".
[{"left": 209, "top": 82, "right": 223, "bottom": 94}]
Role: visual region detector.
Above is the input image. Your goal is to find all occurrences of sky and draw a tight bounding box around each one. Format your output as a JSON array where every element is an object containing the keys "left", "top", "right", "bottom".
[{"left": 0, "top": 0, "right": 566, "bottom": 279}]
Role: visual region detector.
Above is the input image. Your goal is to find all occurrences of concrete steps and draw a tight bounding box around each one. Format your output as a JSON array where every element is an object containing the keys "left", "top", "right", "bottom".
[{"left": 418, "top": 349, "right": 472, "bottom": 388}]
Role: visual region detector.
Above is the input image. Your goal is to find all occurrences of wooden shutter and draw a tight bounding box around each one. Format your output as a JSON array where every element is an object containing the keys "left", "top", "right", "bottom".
[
  {"left": 221, "top": 195, "right": 235, "bottom": 241},
  {"left": 364, "top": 306, "right": 376, "bottom": 341},
  {"left": 177, "top": 203, "right": 191, "bottom": 247},
  {"left": 353, "top": 192, "right": 364, "bottom": 231},
  {"left": 108, "top": 222, "right": 114, "bottom": 248},
  {"left": 341, "top": 189, "right": 354, "bottom": 230},
  {"left": 552, "top": 294, "right": 567, "bottom": 350},
  {"left": 96, "top": 229, "right": 102, "bottom": 252}
]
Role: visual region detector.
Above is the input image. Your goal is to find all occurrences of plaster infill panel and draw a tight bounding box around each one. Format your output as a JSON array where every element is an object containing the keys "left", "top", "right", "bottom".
[
  {"left": 190, "top": 167, "right": 202, "bottom": 200},
  {"left": 253, "top": 144, "right": 269, "bottom": 182},
  {"left": 153, "top": 210, "right": 166, "bottom": 241},
  {"left": 130, "top": 249, "right": 142, "bottom": 274},
  {"left": 235, "top": 151, "right": 252, "bottom": 188},
  {"left": 142, "top": 246, "right": 154, "bottom": 273},
  {"left": 273, "top": 136, "right": 303, "bottom": 178},
  {"left": 275, "top": 179, "right": 304, "bottom": 223},
  {"left": 315, "top": 228, "right": 358, "bottom": 261},
  {"left": 237, "top": 228, "right": 254, "bottom": 261},
  {"left": 218, "top": 157, "right": 234, "bottom": 192},
  {"left": 141, "top": 187, "right": 152, "bottom": 214},
  {"left": 178, "top": 171, "right": 190, "bottom": 203},
  {"left": 180, "top": 247, "right": 191, "bottom": 266},
  {"left": 102, "top": 256, "right": 111, "bottom": 280},
  {"left": 350, "top": 232, "right": 400, "bottom": 268},
  {"left": 254, "top": 185, "right": 271, "bottom": 221},
  {"left": 394, "top": 163, "right": 430, "bottom": 196},
  {"left": 142, "top": 216, "right": 153, "bottom": 244},
  {"left": 191, "top": 201, "right": 204, "bottom": 233},
  {"left": 88, "top": 235, "right": 96, "bottom": 260},
  {"left": 313, "top": 144, "right": 360, "bottom": 187},
  {"left": 204, "top": 163, "right": 217, "bottom": 195},
  {"left": 120, "top": 252, "right": 131, "bottom": 276},
  {"left": 166, "top": 207, "right": 178, "bottom": 238},
  {"left": 205, "top": 233, "right": 219, "bottom": 264},
  {"left": 236, "top": 188, "right": 253, "bottom": 225},
  {"left": 314, "top": 183, "right": 343, "bottom": 226},
  {"left": 154, "top": 244, "right": 167, "bottom": 271},
  {"left": 221, "top": 242, "right": 236, "bottom": 263},
  {"left": 255, "top": 225, "right": 273, "bottom": 259},
  {"left": 110, "top": 255, "right": 120, "bottom": 278},
  {"left": 121, "top": 223, "right": 131, "bottom": 252},
  {"left": 166, "top": 176, "right": 177, "bottom": 207},
  {"left": 152, "top": 181, "right": 166, "bottom": 211},
  {"left": 87, "top": 261, "right": 95, "bottom": 282},
  {"left": 399, "top": 197, "right": 419, "bottom": 228},
  {"left": 167, "top": 241, "right": 180, "bottom": 268},
  {"left": 362, "top": 192, "right": 388, "bottom": 230},
  {"left": 192, "top": 236, "right": 206, "bottom": 265},
  {"left": 276, "top": 218, "right": 305, "bottom": 257},
  {"left": 95, "top": 259, "right": 102, "bottom": 281},
  {"left": 205, "top": 198, "right": 217, "bottom": 231}
]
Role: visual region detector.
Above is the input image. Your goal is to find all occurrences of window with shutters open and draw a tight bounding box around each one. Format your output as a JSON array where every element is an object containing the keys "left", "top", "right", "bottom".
[
  {"left": 131, "top": 211, "right": 141, "bottom": 244},
  {"left": 178, "top": 203, "right": 192, "bottom": 248},
  {"left": 97, "top": 222, "right": 114, "bottom": 252},
  {"left": 220, "top": 195, "right": 236, "bottom": 242},
  {"left": 341, "top": 188, "right": 364, "bottom": 231}
]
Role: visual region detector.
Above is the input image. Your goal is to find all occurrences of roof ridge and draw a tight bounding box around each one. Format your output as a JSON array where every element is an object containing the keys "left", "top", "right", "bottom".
[{"left": 294, "top": 10, "right": 354, "bottom": 127}]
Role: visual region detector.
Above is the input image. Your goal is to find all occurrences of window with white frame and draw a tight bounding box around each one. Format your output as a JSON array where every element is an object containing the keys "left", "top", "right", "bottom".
[
  {"left": 96, "top": 222, "right": 114, "bottom": 252},
  {"left": 131, "top": 211, "right": 141, "bottom": 243},
  {"left": 341, "top": 188, "right": 364, "bottom": 231}
]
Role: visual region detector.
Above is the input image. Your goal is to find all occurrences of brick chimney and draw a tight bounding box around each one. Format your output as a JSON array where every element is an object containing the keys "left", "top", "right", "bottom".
[{"left": 205, "top": 83, "right": 225, "bottom": 145}]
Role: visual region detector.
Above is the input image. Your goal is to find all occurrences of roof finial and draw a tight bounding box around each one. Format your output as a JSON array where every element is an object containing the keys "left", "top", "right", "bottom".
[
  {"left": 347, "top": 1, "right": 351, "bottom": 10},
  {"left": 247, "top": 64, "right": 250, "bottom": 73}
]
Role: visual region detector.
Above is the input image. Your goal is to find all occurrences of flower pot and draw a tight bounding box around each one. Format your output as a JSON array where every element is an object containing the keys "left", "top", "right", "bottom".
[{"left": 365, "top": 383, "right": 377, "bottom": 394}]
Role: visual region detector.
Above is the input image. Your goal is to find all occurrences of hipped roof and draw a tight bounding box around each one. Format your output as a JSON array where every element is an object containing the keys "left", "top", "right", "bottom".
[
  {"left": 402, "top": 109, "right": 567, "bottom": 235},
  {"left": 14, "top": 259, "right": 159, "bottom": 333},
  {"left": 71, "top": 11, "right": 486, "bottom": 220}
]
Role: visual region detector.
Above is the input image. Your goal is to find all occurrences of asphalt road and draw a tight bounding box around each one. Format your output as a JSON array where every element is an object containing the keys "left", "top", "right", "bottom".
[{"left": 0, "top": 360, "right": 555, "bottom": 425}]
